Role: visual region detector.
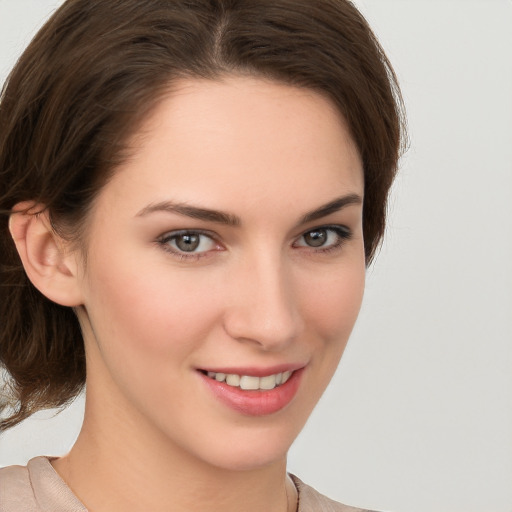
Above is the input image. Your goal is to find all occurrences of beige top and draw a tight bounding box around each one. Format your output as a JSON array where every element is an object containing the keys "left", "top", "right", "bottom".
[{"left": 0, "top": 457, "right": 373, "bottom": 512}]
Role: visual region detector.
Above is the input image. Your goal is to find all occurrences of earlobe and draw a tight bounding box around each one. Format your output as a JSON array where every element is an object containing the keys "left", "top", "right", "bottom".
[{"left": 9, "top": 201, "right": 84, "bottom": 307}]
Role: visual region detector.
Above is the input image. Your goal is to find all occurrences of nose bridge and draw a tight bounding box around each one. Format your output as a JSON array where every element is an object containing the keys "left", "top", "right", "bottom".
[{"left": 224, "top": 246, "right": 303, "bottom": 350}]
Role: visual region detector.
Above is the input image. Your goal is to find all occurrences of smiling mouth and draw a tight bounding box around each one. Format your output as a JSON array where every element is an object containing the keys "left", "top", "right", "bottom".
[{"left": 201, "top": 370, "right": 293, "bottom": 391}]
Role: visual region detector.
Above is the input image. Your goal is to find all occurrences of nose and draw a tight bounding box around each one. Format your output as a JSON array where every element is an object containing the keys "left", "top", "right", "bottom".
[{"left": 223, "top": 252, "right": 304, "bottom": 351}]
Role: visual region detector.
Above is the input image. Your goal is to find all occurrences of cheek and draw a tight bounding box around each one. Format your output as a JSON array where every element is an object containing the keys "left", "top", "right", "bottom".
[
  {"left": 300, "top": 261, "right": 365, "bottom": 344},
  {"left": 82, "top": 254, "right": 222, "bottom": 357},
  {"left": 292, "top": 257, "right": 365, "bottom": 411}
]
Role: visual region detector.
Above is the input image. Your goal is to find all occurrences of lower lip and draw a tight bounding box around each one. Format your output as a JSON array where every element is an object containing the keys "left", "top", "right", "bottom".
[{"left": 199, "top": 369, "right": 304, "bottom": 416}]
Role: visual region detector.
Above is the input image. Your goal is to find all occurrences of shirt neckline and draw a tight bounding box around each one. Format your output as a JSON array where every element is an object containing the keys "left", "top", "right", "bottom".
[{"left": 29, "top": 456, "right": 304, "bottom": 512}]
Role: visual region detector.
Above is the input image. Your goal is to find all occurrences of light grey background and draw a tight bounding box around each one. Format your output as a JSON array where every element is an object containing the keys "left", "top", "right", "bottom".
[{"left": 1, "top": 1, "right": 511, "bottom": 511}]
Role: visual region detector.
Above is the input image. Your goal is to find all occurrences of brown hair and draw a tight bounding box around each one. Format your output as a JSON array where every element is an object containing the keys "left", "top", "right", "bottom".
[{"left": 0, "top": 0, "right": 406, "bottom": 430}]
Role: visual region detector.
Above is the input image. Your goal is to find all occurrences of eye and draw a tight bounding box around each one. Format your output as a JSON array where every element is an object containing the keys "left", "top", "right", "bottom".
[
  {"left": 294, "top": 226, "right": 351, "bottom": 251},
  {"left": 158, "top": 230, "right": 219, "bottom": 257}
]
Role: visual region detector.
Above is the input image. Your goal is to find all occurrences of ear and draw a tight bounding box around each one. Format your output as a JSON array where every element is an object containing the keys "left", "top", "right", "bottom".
[{"left": 9, "top": 201, "right": 84, "bottom": 307}]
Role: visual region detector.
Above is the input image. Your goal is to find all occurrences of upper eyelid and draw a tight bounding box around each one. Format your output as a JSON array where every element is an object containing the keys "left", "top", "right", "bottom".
[
  {"left": 295, "top": 225, "right": 351, "bottom": 239},
  {"left": 157, "top": 224, "right": 351, "bottom": 249},
  {"left": 157, "top": 230, "right": 220, "bottom": 259},
  {"left": 308, "top": 223, "right": 350, "bottom": 231},
  {"left": 297, "top": 224, "right": 351, "bottom": 237},
  {"left": 158, "top": 223, "right": 349, "bottom": 235},
  {"left": 159, "top": 228, "right": 219, "bottom": 241}
]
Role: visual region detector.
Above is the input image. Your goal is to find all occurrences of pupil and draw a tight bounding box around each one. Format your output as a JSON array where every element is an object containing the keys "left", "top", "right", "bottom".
[
  {"left": 305, "top": 229, "right": 327, "bottom": 247},
  {"left": 176, "top": 234, "right": 200, "bottom": 252}
]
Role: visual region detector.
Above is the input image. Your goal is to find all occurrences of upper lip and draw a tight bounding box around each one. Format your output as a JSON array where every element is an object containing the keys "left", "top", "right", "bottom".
[{"left": 198, "top": 363, "right": 306, "bottom": 377}]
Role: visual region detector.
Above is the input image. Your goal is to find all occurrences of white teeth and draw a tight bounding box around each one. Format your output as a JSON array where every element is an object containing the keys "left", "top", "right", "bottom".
[
  {"left": 259, "top": 374, "right": 277, "bottom": 390},
  {"left": 240, "top": 375, "right": 260, "bottom": 390},
  {"left": 225, "top": 374, "right": 241, "bottom": 387},
  {"left": 205, "top": 370, "right": 293, "bottom": 390}
]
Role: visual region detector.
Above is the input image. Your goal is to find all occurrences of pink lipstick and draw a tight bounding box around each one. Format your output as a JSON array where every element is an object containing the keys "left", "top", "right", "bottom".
[{"left": 198, "top": 366, "right": 304, "bottom": 416}]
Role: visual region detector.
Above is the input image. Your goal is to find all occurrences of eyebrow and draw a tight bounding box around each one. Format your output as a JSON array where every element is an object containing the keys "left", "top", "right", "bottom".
[
  {"left": 136, "top": 201, "right": 241, "bottom": 226},
  {"left": 136, "top": 193, "right": 362, "bottom": 227},
  {"left": 299, "top": 193, "right": 362, "bottom": 224}
]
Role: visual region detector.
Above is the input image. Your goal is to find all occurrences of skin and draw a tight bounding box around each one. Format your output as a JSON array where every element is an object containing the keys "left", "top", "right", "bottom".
[{"left": 15, "top": 76, "right": 366, "bottom": 512}]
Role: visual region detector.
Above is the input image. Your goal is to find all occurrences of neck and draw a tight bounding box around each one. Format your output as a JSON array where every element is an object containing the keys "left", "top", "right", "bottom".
[{"left": 53, "top": 395, "right": 295, "bottom": 512}]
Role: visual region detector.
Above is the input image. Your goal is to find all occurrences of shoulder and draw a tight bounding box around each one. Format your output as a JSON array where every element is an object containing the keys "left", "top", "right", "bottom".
[
  {"left": 0, "top": 457, "right": 87, "bottom": 512},
  {"left": 0, "top": 461, "right": 38, "bottom": 512},
  {"left": 291, "top": 474, "right": 377, "bottom": 512}
]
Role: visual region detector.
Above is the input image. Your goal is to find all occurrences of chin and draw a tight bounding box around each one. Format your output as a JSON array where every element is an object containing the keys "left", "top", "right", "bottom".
[
  {"left": 167, "top": 419, "right": 304, "bottom": 473},
  {"left": 199, "top": 439, "right": 291, "bottom": 472}
]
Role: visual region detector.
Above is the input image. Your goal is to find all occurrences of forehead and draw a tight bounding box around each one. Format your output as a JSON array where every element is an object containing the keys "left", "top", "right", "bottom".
[{"left": 93, "top": 76, "right": 363, "bottom": 221}]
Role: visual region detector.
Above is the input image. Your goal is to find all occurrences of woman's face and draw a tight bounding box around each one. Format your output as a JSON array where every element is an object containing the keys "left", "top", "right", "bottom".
[{"left": 75, "top": 76, "right": 365, "bottom": 471}]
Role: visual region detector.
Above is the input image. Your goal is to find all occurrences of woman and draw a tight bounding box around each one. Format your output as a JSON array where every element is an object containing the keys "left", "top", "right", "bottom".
[{"left": 0, "top": 0, "right": 405, "bottom": 510}]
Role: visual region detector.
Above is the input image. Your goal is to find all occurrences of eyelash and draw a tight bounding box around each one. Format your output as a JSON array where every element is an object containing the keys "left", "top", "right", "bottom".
[
  {"left": 157, "top": 225, "right": 352, "bottom": 262},
  {"left": 293, "top": 225, "right": 352, "bottom": 254},
  {"left": 157, "top": 229, "right": 220, "bottom": 261}
]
